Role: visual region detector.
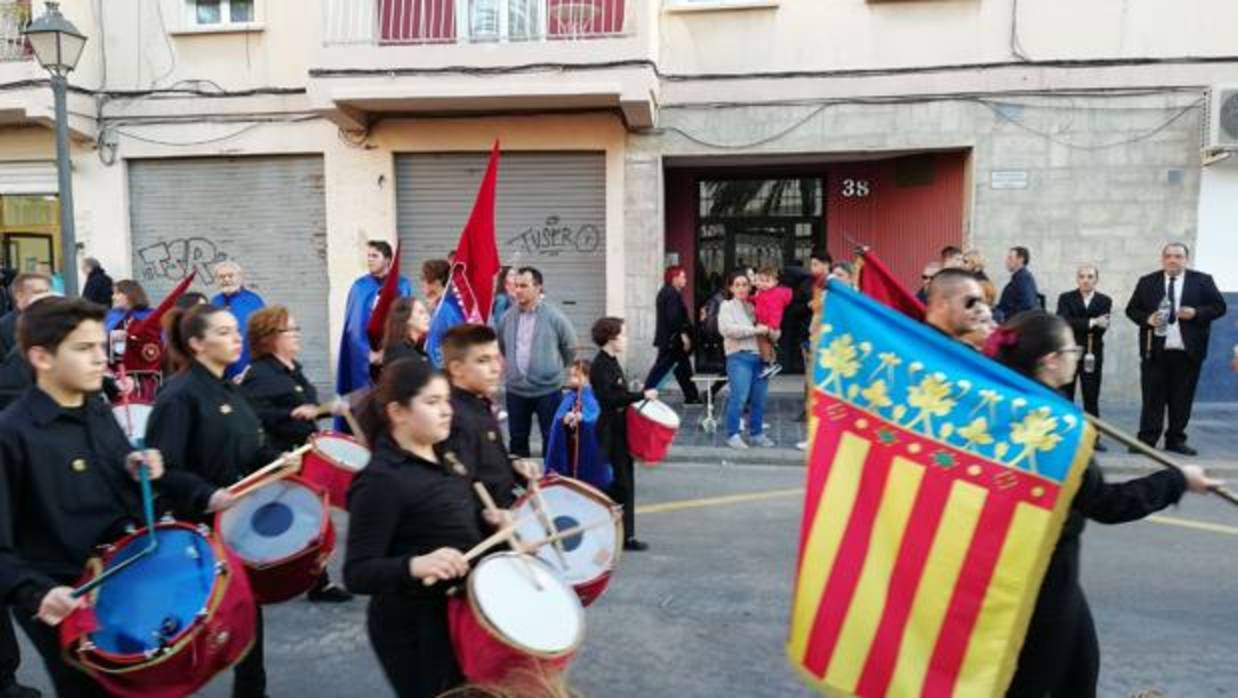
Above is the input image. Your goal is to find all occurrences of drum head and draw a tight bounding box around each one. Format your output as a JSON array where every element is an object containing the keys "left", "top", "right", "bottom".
[
  {"left": 313, "top": 434, "right": 371, "bottom": 472},
  {"left": 471, "top": 554, "right": 583, "bottom": 656},
  {"left": 111, "top": 404, "right": 153, "bottom": 443},
  {"left": 90, "top": 527, "right": 217, "bottom": 654},
  {"left": 513, "top": 480, "right": 618, "bottom": 586},
  {"left": 219, "top": 480, "right": 326, "bottom": 565},
  {"left": 639, "top": 400, "right": 681, "bottom": 430}
]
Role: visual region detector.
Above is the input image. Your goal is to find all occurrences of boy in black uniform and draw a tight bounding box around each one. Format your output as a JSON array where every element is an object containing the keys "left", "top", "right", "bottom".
[
  {"left": 441, "top": 324, "right": 522, "bottom": 507},
  {"left": 0, "top": 298, "right": 197, "bottom": 697}
]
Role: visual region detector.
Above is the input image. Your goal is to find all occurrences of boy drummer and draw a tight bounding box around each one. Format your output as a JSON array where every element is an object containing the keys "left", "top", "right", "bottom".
[{"left": 0, "top": 297, "right": 202, "bottom": 696}]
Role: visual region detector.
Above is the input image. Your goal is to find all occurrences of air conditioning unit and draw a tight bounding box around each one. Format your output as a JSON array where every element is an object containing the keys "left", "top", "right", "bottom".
[{"left": 1203, "top": 85, "right": 1238, "bottom": 153}]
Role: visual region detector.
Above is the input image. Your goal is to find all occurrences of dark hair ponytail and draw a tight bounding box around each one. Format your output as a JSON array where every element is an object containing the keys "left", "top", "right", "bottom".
[
  {"left": 166, "top": 304, "right": 228, "bottom": 374},
  {"left": 986, "top": 311, "right": 1070, "bottom": 379},
  {"left": 356, "top": 357, "right": 441, "bottom": 446}
]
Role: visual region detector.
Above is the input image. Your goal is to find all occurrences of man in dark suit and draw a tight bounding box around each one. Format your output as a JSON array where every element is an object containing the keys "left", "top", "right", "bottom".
[
  {"left": 1124, "top": 243, "right": 1228, "bottom": 455},
  {"left": 644, "top": 265, "right": 701, "bottom": 403},
  {"left": 1056, "top": 265, "right": 1112, "bottom": 449},
  {"left": 995, "top": 246, "right": 1039, "bottom": 322}
]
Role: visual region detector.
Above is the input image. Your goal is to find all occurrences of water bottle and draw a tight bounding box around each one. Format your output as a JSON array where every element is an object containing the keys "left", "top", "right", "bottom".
[
  {"left": 1083, "top": 352, "right": 1096, "bottom": 374},
  {"left": 1154, "top": 296, "right": 1171, "bottom": 337}
]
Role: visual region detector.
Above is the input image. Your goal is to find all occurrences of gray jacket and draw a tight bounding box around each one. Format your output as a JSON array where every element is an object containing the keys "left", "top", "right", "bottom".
[{"left": 497, "top": 301, "right": 577, "bottom": 397}]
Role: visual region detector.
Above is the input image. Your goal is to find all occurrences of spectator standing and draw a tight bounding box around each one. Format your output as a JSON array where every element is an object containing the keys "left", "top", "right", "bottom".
[
  {"left": 995, "top": 246, "right": 1040, "bottom": 321},
  {"left": 211, "top": 261, "right": 266, "bottom": 380},
  {"left": 1055, "top": 265, "right": 1112, "bottom": 438},
  {"left": 79, "top": 257, "right": 114, "bottom": 307},
  {"left": 718, "top": 270, "right": 774, "bottom": 450}
]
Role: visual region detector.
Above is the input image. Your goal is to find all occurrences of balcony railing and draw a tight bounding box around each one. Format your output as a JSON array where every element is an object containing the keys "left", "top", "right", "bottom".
[
  {"left": 324, "top": 0, "right": 631, "bottom": 46},
  {"left": 0, "top": 0, "right": 31, "bottom": 62}
]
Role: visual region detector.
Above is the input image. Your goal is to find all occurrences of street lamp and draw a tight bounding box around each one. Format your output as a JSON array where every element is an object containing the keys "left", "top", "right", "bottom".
[{"left": 23, "top": 1, "right": 86, "bottom": 296}]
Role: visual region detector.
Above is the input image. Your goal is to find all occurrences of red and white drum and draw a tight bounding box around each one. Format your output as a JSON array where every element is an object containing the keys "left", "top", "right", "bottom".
[
  {"left": 301, "top": 432, "right": 371, "bottom": 509},
  {"left": 626, "top": 399, "right": 680, "bottom": 465},
  {"left": 216, "top": 475, "right": 335, "bottom": 604},
  {"left": 111, "top": 403, "right": 153, "bottom": 444},
  {"left": 512, "top": 475, "right": 622, "bottom": 606},
  {"left": 448, "top": 552, "right": 584, "bottom": 686}
]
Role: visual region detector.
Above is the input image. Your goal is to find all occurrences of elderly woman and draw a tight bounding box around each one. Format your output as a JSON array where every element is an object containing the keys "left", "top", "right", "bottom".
[{"left": 717, "top": 269, "right": 775, "bottom": 450}]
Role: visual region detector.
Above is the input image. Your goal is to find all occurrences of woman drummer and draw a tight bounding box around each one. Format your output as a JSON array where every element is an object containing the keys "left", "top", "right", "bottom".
[
  {"left": 344, "top": 358, "right": 507, "bottom": 698},
  {"left": 240, "top": 305, "right": 352, "bottom": 603},
  {"left": 987, "top": 311, "right": 1222, "bottom": 696},
  {"left": 144, "top": 302, "right": 283, "bottom": 698}
]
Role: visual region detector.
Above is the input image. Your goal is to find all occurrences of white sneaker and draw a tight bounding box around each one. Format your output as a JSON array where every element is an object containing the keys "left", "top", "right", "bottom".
[
  {"left": 796, "top": 440, "right": 808, "bottom": 451},
  {"left": 726, "top": 434, "right": 749, "bottom": 450},
  {"left": 751, "top": 434, "right": 776, "bottom": 448}
]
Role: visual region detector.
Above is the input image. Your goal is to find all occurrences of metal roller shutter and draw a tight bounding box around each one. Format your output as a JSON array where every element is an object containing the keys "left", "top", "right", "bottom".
[
  {"left": 394, "top": 152, "right": 606, "bottom": 340},
  {"left": 127, "top": 155, "right": 331, "bottom": 393}
]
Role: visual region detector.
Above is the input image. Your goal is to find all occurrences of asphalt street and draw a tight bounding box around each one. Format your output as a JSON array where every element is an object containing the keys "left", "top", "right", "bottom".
[{"left": 14, "top": 462, "right": 1238, "bottom": 697}]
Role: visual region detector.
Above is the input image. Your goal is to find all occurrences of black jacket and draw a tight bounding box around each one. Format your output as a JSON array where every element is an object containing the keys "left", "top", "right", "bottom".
[
  {"left": 1055, "top": 290, "right": 1113, "bottom": 353},
  {"left": 653, "top": 284, "right": 692, "bottom": 351},
  {"left": 0, "top": 311, "right": 17, "bottom": 359},
  {"left": 1124, "top": 269, "right": 1227, "bottom": 361},
  {"left": 343, "top": 435, "right": 482, "bottom": 598},
  {"left": 240, "top": 356, "right": 319, "bottom": 453},
  {"left": 382, "top": 340, "right": 428, "bottom": 367},
  {"left": 995, "top": 267, "right": 1039, "bottom": 321},
  {"left": 82, "top": 267, "right": 114, "bottom": 308},
  {"left": 590, "top": 350, "right": 643, "bottom": 460},
  {"left": 443, "top": 387, "right": 516, "bottom": 508},
  {"left": 0, "top": 387, "right": 197, "bottom": 616},
  {"left": 146, "top": 361, "right": 280, "bottom": 517}
]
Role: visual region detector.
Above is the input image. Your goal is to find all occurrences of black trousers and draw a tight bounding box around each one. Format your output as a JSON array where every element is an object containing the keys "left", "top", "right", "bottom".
[
  {"left": 506, "top": 391, "right": 560, "bottom": 458},
  {"left": 367, "top": 595, "right": 461, "bottom": 698},
  {"left": 14, "top": 612, "right": 110, "bottom": 697},
  {"left": 607, "top": 445, "right": 636, "bottom": 540},
  {"left": 233, "top": 607, "right": 265, "bottom": 698},
  {"left": 1060, "top": 354, "right": 1103, "bottom": 417},
  {"left": 0, "top": 606, "right": 18, "bottom": 690},
  {"left": 644, "top": 344, "right": 700, "bottom": 401},
  {"left": 1138, "top": 350, "right": 1201, "bottom": 447}
]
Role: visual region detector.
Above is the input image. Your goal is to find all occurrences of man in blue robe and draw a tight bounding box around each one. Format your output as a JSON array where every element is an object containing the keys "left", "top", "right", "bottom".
[
  {"left": 211, "top": 261, "right": 266, "bottom": 380},
  {"left": 336, "top": 241, "right": 412, "bottom": 398}
]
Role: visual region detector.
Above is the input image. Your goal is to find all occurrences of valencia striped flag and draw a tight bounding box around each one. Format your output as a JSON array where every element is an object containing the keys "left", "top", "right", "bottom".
[{"left": 789, "top": 281, "right": 1094, "bottom": 697}]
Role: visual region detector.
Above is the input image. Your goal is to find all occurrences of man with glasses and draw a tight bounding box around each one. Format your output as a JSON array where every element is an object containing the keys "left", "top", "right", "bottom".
[
  {"left": 1056, "top": 265, "right": 1112, "bottom": 449},
  {"left": 211, "top": 261, "right": 265, "bottom": 380},
  {"left": 1125, "top": 243, "right": 1227, "bottom": 455},
  {"left": 924, "top": 268, "right": 994, "bottom": 351},
  {"left": 915, "top": 262, "right": 942, "bottom": 305}
]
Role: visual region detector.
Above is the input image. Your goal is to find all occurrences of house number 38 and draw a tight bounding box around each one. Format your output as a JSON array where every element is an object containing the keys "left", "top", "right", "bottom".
[{"left": 841, "top": 179, "right": 871, "bottom": 198}]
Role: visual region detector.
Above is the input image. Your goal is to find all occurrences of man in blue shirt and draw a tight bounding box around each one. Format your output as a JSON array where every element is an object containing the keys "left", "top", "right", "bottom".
[
  {"left": 211, "top": 261, "right": 265, "bottom": 380},
  {"left": 995, "top": 246, "right": 1040, "bottom": 322}
]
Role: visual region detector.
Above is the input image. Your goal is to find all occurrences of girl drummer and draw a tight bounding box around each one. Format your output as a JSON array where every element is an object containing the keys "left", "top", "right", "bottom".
[
  {"left": 345, "top": 358, "right": 505, "bottom": 698},
  {"left": 145, "top": 302, "right": 283, "bottom": 698},
  {"left": 987, "top": 311, "right": 1221, "bottom": 696}
]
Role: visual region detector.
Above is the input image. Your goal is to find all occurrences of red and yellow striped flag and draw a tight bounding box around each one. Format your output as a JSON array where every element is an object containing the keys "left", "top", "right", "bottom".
[{"left": 789, "top": 281, "right": 1093, "bottom": 697}]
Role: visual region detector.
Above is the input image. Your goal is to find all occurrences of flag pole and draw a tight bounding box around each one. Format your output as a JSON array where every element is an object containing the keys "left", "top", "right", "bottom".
[{"left": 1083, "top": 414, "right": 1238, "bottom": 506}]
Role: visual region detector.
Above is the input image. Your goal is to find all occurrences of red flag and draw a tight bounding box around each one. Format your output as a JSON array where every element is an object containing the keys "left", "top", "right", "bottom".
[
  {"left": 122, "top": 271, "right": 196, "bottom": 374},
  {"left": 856, "top": 248, "right": 925, "bottom": 322},
  {"left": 366, "top": 242, "right": 402, "bottom": 349},
  {"left": 452, "top": 140, "right": 501, "bottom": 322}
]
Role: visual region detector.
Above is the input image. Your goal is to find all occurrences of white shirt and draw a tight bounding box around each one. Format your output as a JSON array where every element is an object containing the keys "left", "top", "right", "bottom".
[
  {"left": 1080, "top": 291, "right": 1095, "bottom": 310},
  {"left": 1163, "top": 273, "right": 1185, "bottom": 351}
]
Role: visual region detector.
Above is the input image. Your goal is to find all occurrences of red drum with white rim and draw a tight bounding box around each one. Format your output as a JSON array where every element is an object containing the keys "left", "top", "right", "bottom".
[
  {"left": 626, "top": 399, "right": 680, "bottom": 465},
  {"left": 512, "top": 475, "right": 622, "bottom": 606},
  {"left": 215, "top": 475, "right": 335, "bottom": 604},
  {"left": 301, "top": 432, "right": 371, "bottom": 509},
  {"left": 448, "top": 552, "right": 584, "bottom": 686}
]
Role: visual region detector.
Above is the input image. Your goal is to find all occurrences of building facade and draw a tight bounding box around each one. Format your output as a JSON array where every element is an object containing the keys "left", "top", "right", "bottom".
[{"left": 2, "top": 0, "right": 1236, "bottom": 402}]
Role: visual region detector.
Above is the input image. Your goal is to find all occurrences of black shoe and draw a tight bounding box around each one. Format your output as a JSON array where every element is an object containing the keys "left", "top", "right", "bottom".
[
  {"left": 623, "top": 539, "right": 649, "bottom": 552},
  {"left": 1165, "top": 443, "right": 1197, "bottom": 456},
  {"left": 1093, "top": 441, "right": 1107, "bottom": 453},
  {"left": 683, "top": 397, "right": 703, "bottom": 406},
  {"left": 307, "top": 583, "right": 353, "bottom": 603},
  {"left": 0, "top": 684, "right": 43, "bottom": 698}
]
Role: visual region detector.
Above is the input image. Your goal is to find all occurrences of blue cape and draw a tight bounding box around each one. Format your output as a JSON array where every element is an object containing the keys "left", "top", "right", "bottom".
[
  {"left": 425, "top": 291, "right": 467, "bottom": 368},
  {"left": 544, "top": 387, "right": 612, "bottom": 490},
  {"left": 104, "top": 307, "right": 153, "bottom": 334},
  {"left": 213, "top": 288, "right": 266, "bottom": 379},
  {"left": 335, "top": 273, "right": 412, "bottom": 397}
]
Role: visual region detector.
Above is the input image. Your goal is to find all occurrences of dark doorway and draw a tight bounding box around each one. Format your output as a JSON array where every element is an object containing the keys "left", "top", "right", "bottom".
[{"left": 694, "top": 177, "right": 824, "bottom": 375}]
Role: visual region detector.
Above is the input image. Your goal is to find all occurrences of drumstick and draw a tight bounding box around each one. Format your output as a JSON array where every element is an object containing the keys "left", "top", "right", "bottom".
[
  {"left": 526, "top": 477, "right": 570, "bottom": 569},
  {"left": 472, "top": 483, "right": 543, "bottom": 591},
  {"left": 420, "top": 515, "right": 535, "bottom": 587},
  {"left": 514, "top": 512, "right": 619, "bottom": 556},
  {"left": 227, "top": 444, "right": 313, "bottom": 497}
]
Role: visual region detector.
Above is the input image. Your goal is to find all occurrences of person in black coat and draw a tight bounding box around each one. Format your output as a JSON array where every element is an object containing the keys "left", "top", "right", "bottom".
[
  {"left": 0, "top": 274, "right": 51, "bottom": 360},
  {"left": 377, "top": 298, "right": 429, "bottom": 381},
  {"left": 591, "top": 317, "right": 657, "bottom": 552},
  {"left": 994, "top": 246, "right": 1040, "bottom": 321},
  {"left": 988, "top": 312, "right": 1220, "bottom": 697},
  {"left": 1055, "top": 265, "right": 1112, "bottom": 426},
  {"left": 79, "top": 257, "right": 113, "bottom": 308},
  {"left": 1124, "top": 243, "right": 1228, "bottom": 455},
  {"left": 643, "top": 266, "right": 701, "bottom": 403}
]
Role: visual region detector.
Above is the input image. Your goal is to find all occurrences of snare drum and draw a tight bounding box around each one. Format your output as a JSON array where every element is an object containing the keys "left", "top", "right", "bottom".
[
  {"left": 512, "top": 475, "right": 622, "bottom": 606},
  {"left": 216, "top": 475, "right": 335, "bottom": 604},
  {"left": 626, "top": 399, "right": 681, "bottom": 465},
  {"left": 111, "top": 403, "right": 153, "bottom": 444},
  {"left": 301, "top": 432, "right": 371, "bottom": 509},
  {"left": 448, "top": 553, "right": 584, "bottom": 685},
  {"left": 61, "top": 522, "right": 256, "bottom": 698}
]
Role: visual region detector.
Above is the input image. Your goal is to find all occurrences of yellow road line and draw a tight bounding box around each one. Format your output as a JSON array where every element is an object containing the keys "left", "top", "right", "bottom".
[
  {"left": 636, "top": 488, "right": 804, "bottom": 515},
  {"left": 1146, "top": 515, "right": 1238, "bottom": 537}
]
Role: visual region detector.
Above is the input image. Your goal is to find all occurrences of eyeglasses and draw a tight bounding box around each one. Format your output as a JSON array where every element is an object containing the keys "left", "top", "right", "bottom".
[
  {"left": 963, "top": 296, "right": 985, "bottom": 310},
  {"left": 1056, "top": 346, "right": 1084, "bottom": 357},
  {"left": 280, "top": 326, "right": 302, "bottom": 334}
]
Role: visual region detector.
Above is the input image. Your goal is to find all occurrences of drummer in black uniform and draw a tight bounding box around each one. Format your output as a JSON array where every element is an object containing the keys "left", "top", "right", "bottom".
[
  {"left": 239, "top": 305, "right": 352, "bottom": 603},
  {"left": 0, "top": 297, "right": 199, "bottom": 697},
  {"left": 145, "top": 302, "right": 284, "bottom": 698},
  {"left": 345, "top": 358, "right": 506, "bottom": 698}
]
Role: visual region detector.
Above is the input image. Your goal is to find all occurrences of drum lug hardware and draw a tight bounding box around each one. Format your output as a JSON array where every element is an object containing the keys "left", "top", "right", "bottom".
[
  {"left": 124, "top": 524, "right": 137, "bottom": 534},
  {"left": 160, "top": 513, "right": 175, "bottom": 523},
  {"left": 185, "top": 546, "right": 200, "bottom": 560},
  {"left": 197, "top": 524, "right": 211, "bottom": 536},
  {"left": 215, "top": 561, "right": 228, "bottom": 575},
  {"left": 80, "top": 641, "right": 95, "bottom": 652}
]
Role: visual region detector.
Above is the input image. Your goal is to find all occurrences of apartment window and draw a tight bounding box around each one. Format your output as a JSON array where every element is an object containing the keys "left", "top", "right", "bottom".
[
  {"left": 191, "top": 0, "right": 255, "bottom": 26},
  {"left": 379, "top": 0, "right": 457, "bottom": 43}
]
